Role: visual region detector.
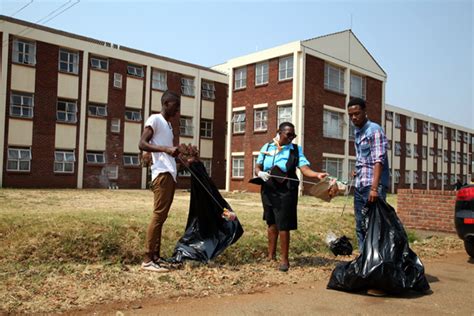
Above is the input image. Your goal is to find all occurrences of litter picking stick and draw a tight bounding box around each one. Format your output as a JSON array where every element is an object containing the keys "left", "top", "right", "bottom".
[
  {"left": 340, "top": 178, "right": 354, "bottom": 216},
  {"left": 267, "top": 174, "right": 320, "bottom": 186}
]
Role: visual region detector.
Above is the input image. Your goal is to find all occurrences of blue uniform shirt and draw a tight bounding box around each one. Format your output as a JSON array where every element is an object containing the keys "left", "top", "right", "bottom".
[{"left": 256, "top": 142, "right": 310, "bottom": 172}]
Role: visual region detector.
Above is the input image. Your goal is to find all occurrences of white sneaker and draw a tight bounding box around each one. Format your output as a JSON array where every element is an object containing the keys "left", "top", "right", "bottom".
[{"left": 141, "top": 261, "right": 169, "bottom": 273}]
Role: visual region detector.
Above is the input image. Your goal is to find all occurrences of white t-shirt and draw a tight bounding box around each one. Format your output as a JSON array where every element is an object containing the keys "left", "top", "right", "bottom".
[{"left": 145, "top": 113, "right": 177, "bottom": 182}]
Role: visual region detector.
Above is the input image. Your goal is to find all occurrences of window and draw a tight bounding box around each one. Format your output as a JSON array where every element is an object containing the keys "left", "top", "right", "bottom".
[
  {"left": 350, "top": 73, "right": 366, "bottom": 99},
  {"left": 437, "top": 125, "right": 443, "bottom": 134},
  {"left": 423, "top": 122, "right": 428, "bottom": 134},
  {"left": 429, "top": 147, "right": 435, "bottom": 156},
  {"left": 111, "top": 119, "right": 120, "bottom": 133},
  {"left": 422, "top": 172, "right": 427, "bottom": 185},
  {"left": 234, "top": 67, "right": 247, "bottom": 89},
  {"left": 322, "top": 157, "right": 343, "bottom": 180},
  {"left": 232, "top": 157, "right": 244, "bottom": 178},
  {"left": 181, "top": 78, "right": 195, "bottom": 97},
  {"left": 253, "top": 155, "right": 259, "bottom": 174},
  {"left": 457, "top": 131, "right": 462, "bottom": 142},
  {"left": 127, "top": 64, "right": 144, "bottom": 77},
  {"left": 57, "top": 100, "right": 77, "bottom": 123},
  {"left": 406, "top": 117, "right": 412, "bottom": 131},
  {"left": 125, "top": 109, "right": 142, "bottom": 122},
  {"left": 7, "top": 148, "right": 31, "bottom": 171},
  {"left": 255, "top": 61, "right": 269, "bottom": 86},
  {"left": 414, "top": 144, "right": 419, "bottom": 158},
  {"left": 324, "top": 63, "right": 344, "bottom": 93},
  {"left": 451, "top": 129, "right": 456, "bottom": 139},
  {"left": 429, "top": 172, "right": 435, "bottom": 181},
  {"left": 12, "top": 38, "right": 36, "bottom": 65},
  {"left": 414, "top": 119, "right": 418, "bottom": 132},
  {"left": 200, "top": 119, "right": 213, "bottom": 138},
  {"left": 386, "top": 139, "right": 391, "bottom": 150},
  {"left": 201, "top": 81, "right": 215, "bottom": 100},
  {"left": 348, "top": 159, "right": 356, "bottom": 180},
  {"left": 279, "top": 56, "right": 293, "bottom": 81},
  {"left": 394, "top": 170, "right": 401, "bottom": 184},
  {"left": 180, "top": 116, "right": 193, "bottom": 136},
  {"left": 385, "top": 111, "right": 393, "bottom": 121},
  {"left": 349, "top": 121, "right": 355, "bottom": 141},
  {"left": 123, "top": 154, "right": 140, "bottom": 166},
  {"left": 463, "top": 153, "right": 468, "bottom": 164},
  {"left": 443, "top": 174, "right": 448, "bottom": 185},
  {"left": 106, "top": 165, "right": 118, "bottom": 179},
  {"left": 58, "top": 49, "right": 79, "bottom": 74},
  {"left": 451, "top": 151, "right": 456, "bottom": 163},
  {"left": 405, "top": 171, "right": 411, "bottom": 184},
  {"left": 413, "top": 171, "right": 419, "bottom": 184},
  {"left": 232, "top": 111, "right": 245, "bottom": 133},
  {"left": 406, "top": 143, "right": 412, "bottom": 157},
  {"left": 450, "top": 174, "right": 456, "bottom": 184},
  {"left": 422, "top": 146, "right": 427, "bottom": 159},
  {"left": 395, "top": 114, "right": 401, "bottom": 128},
  {"left": 395, "top": 142, "right": 401, "bottom": 156},
  {"left": 86, "top": 152, "right": 105, "bottom": 164},
  {"left": 254, "top": 109, "right": 268, "bottom": 131},
  {"left": 10, "top": 92, "right": 33, "bottom": 118},
  {"left": 88, "top": 104, "right": 107, "bottom": 117},
  {"left": 277, "top": 105, "right": 292, "bottom": 127},
  {"left": 457, "top": 152, "right": 462, "bottom": 163},
  {"left": 444, "top": 127, "right": 449, "bottom": 139},
  {"left": 178, "top": 168, "right": 191, "bottom": 177},
  {"left": 323, "top": 110, "right": 344, "bottom": 139},
  {"left": 113, "top": 73, "right": 122, "bottom": 89},
  {"left": 152, "top": 69, "right": 167, "bottom": 90},
  {"left": 54, "top": 150, "right": 75, "bottom": 173},
  {"left": 437, "top": 149, "right": 442, "bottom": 157},
  {"left": 90, "top": 56, "right": 108, "bottom": 70},
  {"left": 201, "top": 159, "right": 212, "bottom": 176},
  {"left": 444, "top": 150, "right": 449, "bottom": 162},
  {"left": 463, "top": 132, "right": 468, "bottom": 143},
  {"left": 430, "top": 123, "right": 436, "bottom": 132}
]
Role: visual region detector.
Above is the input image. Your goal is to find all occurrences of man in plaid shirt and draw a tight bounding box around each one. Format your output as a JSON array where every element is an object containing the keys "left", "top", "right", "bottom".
[{"left": 348, "top": 97, "right": 390, "bottom": 250}]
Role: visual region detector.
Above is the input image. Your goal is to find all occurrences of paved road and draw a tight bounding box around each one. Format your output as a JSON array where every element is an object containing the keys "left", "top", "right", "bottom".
[{"left": 80, "top": 252, "right": 474, "bottom": 315}]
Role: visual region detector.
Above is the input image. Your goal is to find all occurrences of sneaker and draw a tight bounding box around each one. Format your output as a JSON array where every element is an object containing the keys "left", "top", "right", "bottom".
[{"left": 141, "top": 261, "right": 169, "bottom": 273}]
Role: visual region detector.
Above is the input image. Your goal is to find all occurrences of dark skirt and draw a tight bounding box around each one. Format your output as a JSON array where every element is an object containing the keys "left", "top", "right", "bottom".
[{"left": 261, "top": 180, "right": 298, "bottom": 231}]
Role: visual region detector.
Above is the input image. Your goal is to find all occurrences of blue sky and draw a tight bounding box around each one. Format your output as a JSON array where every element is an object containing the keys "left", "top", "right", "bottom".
[{"left": 1, "top": 0, "right": 472, "bottom": 128}]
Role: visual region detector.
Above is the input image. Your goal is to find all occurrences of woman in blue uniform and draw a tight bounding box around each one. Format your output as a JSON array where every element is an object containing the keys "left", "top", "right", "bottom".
[{"left": 255, "top": 122, "right": 328, "bottom": 272}]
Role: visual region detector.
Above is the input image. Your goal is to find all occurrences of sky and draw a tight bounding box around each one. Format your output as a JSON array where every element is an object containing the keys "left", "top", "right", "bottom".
[{"left": 1, "top": 0, "right": 473, "bottom": 128}]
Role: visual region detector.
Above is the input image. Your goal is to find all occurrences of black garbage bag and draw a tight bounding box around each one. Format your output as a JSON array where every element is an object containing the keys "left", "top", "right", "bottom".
[
  {"left": 327, "top": 199, "right": 430, "bottom": 294},
  {"left": 329, "top": 236, "right": 353, "bottom": 256},
  {"left": 172, "top": 161, "right": 244, "bottom": 263}
]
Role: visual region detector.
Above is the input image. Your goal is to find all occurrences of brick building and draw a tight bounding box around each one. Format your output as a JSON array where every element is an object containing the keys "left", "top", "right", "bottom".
[{"left": 0, "top": 16, "right": 228, "bottom": 189}]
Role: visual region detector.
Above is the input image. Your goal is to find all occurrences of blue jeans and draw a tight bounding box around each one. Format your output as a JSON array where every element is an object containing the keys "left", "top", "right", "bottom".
[{"left": 354, "top": 185, "right": 387, "bottom": 250}]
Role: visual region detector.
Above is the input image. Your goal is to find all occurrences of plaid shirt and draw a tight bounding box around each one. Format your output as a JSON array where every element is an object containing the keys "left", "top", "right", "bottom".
[{"left": 354, "top": 120, "right": 390, "bottom": 188}]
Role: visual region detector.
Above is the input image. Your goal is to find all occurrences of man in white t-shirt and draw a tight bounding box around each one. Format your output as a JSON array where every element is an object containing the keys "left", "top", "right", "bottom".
[{"left": 138, "top": 90, "right": 181, "bottom": 272}]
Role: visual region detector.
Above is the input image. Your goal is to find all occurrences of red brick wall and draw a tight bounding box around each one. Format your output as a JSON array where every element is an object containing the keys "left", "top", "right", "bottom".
[
  {"left": 397, "top": 189, "right": 456, "bottom": 233},
  {"left": 210, "top": 81, "right": 227, "bottom": 189},
  {"left": 230, "top": 58, "right": 293, "bottom": 192}
]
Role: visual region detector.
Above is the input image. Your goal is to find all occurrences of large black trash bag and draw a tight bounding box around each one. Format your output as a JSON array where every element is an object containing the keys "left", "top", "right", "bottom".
[
  {"left": 327, "top": 199, "right": 430, "bottom": 294},
  {"left": 172, "top": 161, "right": 244, "bottom": 263}
]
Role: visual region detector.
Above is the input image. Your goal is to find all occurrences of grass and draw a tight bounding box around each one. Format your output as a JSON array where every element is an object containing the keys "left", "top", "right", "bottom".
[{"left": 0, "top": 189, "right": 462, "bottom": 313}]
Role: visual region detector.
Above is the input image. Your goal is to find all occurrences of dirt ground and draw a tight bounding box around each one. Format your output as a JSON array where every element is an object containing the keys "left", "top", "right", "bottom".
[{"left": 71, "top": 252, "right": 473, "bottom": 316}]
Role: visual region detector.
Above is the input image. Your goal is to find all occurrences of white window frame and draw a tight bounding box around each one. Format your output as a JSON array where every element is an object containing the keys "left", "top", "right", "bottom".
[
  {"left": 254, "top": 108, "right": 268, "bottom": 132},
  {"left": 232, "top": 111, "right": 246, "bottom": 134},
  {"left": 125, "top": 109, "right": 142, "bottom": 122},
  {"left": 395, "top": 114, "right": 401, "bottom": 128},
  {"left": 322, "top": 157, "right": 343, "bottom": 180},
  {"left": 113, "top": 73, "right": 123, "bottom": 89},
  {"left": 180, "top": 116, "right": 193, "bottom": 136},
  {"left": 349, "top": 121, "right": 356, "bottom": 141},
  {"left": 385, "top": 111, "right": 393, "bottom": 121},
  {"left": 56, "top": 100, "right": 77, "bottom": 123},
  {"left": 422, "top": 146, "right": 427, "bottom": 159},
  {"left": 58, "top": 49, "right": 79, "bottom": 74},
  {"left": 10, "top": 92, "right": 34, "bottom": 118},
  {"left": 324, "top": 63, "right": 344, "bottom": 93},
  {"left": 127, "top": 64, "right": 144, "bottom": 78},
  {"left": 413, "top": 171, "right": 419, "bottom": 184},
  {"left": 181, "top": 77, "right": 195, "bottom": 97},
  {"left": 88, "top": 103, "right": 107, "bottom": 117},
  {"left": 152, "top": 69, "right": 167, "bottom": 91},
  {"left": 201, "top": 81, "right": 215, "bottom": 100},
  {"left": 423, "top": 122, "right": 428, "bottom": 134},
  {"left": 323, "top": 110, "right": 344, "bottom": 139},
  {"left": 277, "top": 105, "right": 292, "bottom": 127},
  {"left": 7, "top": 147, "right": 31, "bottom": 172},
  {"left": 422, "top": 171, "right": 427, "bottom": 185},
  {"left": 106, "top": 165, "right": 119, "bottom": 180},
  {"left": 350, "top": 73, "right": 366, "bottom": 99},
  {"left": 86, "top": 152, "right": 105, "bottom": 164},
  {"left": 90, "top": 56, "right": 108, "bottom": 71},
  {"left": 12, "top": 38, "right": 36, "bottom": 65},
  {"left": 278, "top": 56, "right": 293, "bottom": 81},
  {"left": 201, "top": 158, "right": 212, "bottom": 176},
  {"left": 395, "top": 142, "right": 401, "bottom": 156},
  {"left": 406, "top": 143, "right": 412, "bottom": 157},
  {"left": 255, "top": 61, "right": 269, "bottom": 86},
  {"left": 406, "top": 116, "right": 412, "bottom": 131},
  {"left": 394, "top": 170, "right": 401, "bottom": 184},
  {"left": 414, "top": 144, "right": 419, "bottom": 158},
  {"left": 111, "top": 118, "right": 120, "bottom": 133},
  {"left": 54, "top": 150, "right": 75, "bottom": 173},
  {"left": 200, "top": 119, "right": 213, "bottom": 138},
  {"left": 234, "top": 67, "right": 247, "bottom": 89},
  {"left": 232, "top": 157, "right": 244, "bottom": 178},
  {"left": 123, "top": 154, "right": 140, "bottom": 166}
]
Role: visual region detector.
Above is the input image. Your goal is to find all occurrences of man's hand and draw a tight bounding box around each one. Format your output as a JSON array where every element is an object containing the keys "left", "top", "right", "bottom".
[
  {"left": 257, "top": 171, "right": 271, "bottom": 181},
  {"left": 315, "top": 172, "right": 329, "bottom": 181},
  {"left": 368, "top": 189, "right": 378, "bottom": 203},
  {"left": 167, "top": 147, "right": 180, "bottom": 157}
]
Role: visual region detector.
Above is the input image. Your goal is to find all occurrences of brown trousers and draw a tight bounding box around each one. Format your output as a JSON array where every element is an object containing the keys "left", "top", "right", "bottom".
[{"left": 145, "top": 172, "right": 176, "bottom": 262}]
